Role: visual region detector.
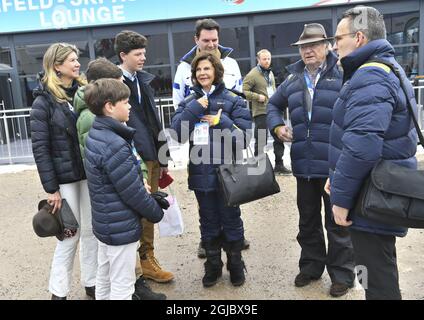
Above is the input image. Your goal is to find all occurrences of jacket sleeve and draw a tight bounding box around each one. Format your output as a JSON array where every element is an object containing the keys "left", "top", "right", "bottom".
[
  {"left": 267, "top": 80, "right": 289, "bottom": 139},
  {"left": 172, "top": 63, "right": 187, "bottom": 108},
  {"left": 170, "top": 97, "right": 205, "bottom": 143},
  {"left": 331, "top": 69, "right": 397, "bottom": 209},
  {"left": 30, "top": 97, "right": 59, "bottom": 194},
  {"left": 233, "top": 60, "right": 243, "bottom": 93},
  {"left": 242, "top": 71, "right": 260, "bottom": 103},
  {"left": 104, "top": 142, "right": 164, "bottom": 223}
]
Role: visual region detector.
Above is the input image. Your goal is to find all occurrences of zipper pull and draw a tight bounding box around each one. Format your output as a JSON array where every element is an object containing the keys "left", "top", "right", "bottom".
[{"left": 307, "top": 129, "right": 310, "bottom": 138}]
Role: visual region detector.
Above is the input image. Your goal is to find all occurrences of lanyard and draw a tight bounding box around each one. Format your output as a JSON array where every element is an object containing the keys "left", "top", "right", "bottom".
[
  {"left": 304, "top": 70, "right": 321, "bottom": 121},
  {"left": 304, "top": 70, "right": 321, "bottom": 99}
]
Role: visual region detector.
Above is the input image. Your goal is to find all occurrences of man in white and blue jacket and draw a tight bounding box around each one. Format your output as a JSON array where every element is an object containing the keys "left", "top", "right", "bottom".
[
  {"left": 172, "top": 18, "right": 242, "bottom": 108},
  {"left": 329, "top": 6, "right": 418, "bottom": 300},
  {"left": 267, "top": 23, "right": 355, "bottom": 298}
]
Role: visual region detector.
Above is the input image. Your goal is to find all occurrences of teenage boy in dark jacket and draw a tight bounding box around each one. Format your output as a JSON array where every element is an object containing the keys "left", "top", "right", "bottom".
[
  {"left": 115, "top": 30, "right": 173, "bottom": 283},
  {"left": 84, "top": 78, "right": 164, "bottom": 300}
]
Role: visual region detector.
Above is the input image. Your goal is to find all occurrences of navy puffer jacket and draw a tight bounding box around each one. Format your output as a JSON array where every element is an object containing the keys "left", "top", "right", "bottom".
[
  {"left": 329, "top": 39, "right": 417, "bottom": 237},
  {"left": 267, "top": 52, "right": 342, "bottom": 178},
  {"left": 85, "top": 116, "right": 164, "bottom": 246},
  {"left": 30, "top": 81, "right": 85, "bottom": 193},
  {"left": 171, "top": 82, "right": 252, "bottom": 192}
]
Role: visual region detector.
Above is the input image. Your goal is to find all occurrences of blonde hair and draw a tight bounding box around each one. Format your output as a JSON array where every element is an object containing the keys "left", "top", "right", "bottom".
[
  {"left": 256, "top": 49, "right": 271, "bottom": 59},
  {"left": 42, "top": 43, "right": 87, "bottom": 102}
]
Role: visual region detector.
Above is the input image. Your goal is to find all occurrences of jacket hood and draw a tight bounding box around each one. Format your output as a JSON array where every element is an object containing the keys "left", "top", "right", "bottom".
[
  {"left": 33, "top": 71, "right": 80, "bottom": 102},
  {"left": 286, "top": 50, "right": 339, "bottom": 76},
  {"left": 181, "top": 45, "right": 234, "bottom": 64},
  {"left": 341, "top": 39, "right": 395, "bottom": 81},
  {"left": 32, "top": 72, "right": 47, "bottom": 98}
]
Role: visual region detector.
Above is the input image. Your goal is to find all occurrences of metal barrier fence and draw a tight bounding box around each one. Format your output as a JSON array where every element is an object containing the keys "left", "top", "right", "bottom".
[
  {"left": 1, "top": 88, "right": 424, "bottom": 165},
  {"left": 0, "top": 98, "right": 176, "bottom": 165}
]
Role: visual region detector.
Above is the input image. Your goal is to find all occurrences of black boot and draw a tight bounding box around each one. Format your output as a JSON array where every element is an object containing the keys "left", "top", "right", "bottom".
[
  {"left": 133, "top": 276, "right": 166, "bottom": 300},
  {"left": 224, "top": 239, "right": 246, "bottom": 287},
  {"left": 202, "top": 238, "right": 223, "bottom": 287},
  {"left": 85, "top": 286, "right": 95, "bottom": 299}
]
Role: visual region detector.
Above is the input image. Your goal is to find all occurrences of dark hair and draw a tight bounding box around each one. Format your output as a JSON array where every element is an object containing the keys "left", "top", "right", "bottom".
[
  {"left": 84, "top": 78, "right": 130, "bottom": 116},
  {"left": 195, "top": 18, "right": 220, "bottom": 38},
  {"left": 114, "top": 30, "right": 148, "bottom": 63},
  {"left": 342, "top": 6, "right": 386, "bottom": 41},
  {"left": 86, "top": 57, "right": 122, "bottom": 82},
  {"left": 191, "top": 53, "right": 224, "bottom": 87}
]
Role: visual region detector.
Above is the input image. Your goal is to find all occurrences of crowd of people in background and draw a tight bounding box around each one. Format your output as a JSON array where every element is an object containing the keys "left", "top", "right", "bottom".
[{"left": 29, "top": 5, "right": 418, "bottom": 300}]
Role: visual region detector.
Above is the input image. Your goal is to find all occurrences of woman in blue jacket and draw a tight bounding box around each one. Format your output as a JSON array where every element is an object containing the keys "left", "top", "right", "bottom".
[{"left": 171, "top": 53, "right": 252, "bottom": 287}]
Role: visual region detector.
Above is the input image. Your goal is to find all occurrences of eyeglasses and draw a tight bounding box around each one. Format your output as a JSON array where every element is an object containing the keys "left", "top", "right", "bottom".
[{"left": 332, "top": 32, "right": 357, "bottom": 44}]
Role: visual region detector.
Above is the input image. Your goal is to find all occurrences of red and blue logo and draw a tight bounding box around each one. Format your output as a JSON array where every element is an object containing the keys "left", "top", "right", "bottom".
[{"left": 222, "top": 0, "right": 245, "bottom": 5}]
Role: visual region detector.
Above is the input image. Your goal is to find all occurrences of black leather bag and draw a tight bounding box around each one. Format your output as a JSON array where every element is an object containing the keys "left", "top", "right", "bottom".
[
  {"left": 353, "top": 59, "right": 424, "bottom": 228},
  {"left": 354, "top": 160, "right": 424, "bottom": 228},
  {"left": 217, "top": 150, "right": 281, "bottom": 207}
]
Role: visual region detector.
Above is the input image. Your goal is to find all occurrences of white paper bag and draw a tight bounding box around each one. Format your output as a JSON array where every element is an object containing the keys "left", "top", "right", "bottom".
[{"left": 158, "top": 194, "right": 184, "bottom": 237}]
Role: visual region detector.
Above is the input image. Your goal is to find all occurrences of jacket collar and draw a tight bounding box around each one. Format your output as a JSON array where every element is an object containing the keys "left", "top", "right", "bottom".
[
  {"left": 93, "top": 116, "right": 135, "bottom": 142},
  {"left": 120, "top": 66, "right": 155, "bottom": 85},
  {"left": 181, "top": 45, "right": 234, "bottom": 64},
  {"left": 340, "top": 39, "right": 394, "bottom": 82},
  {"left": 286, "top": 50, "right": 339, "bottom": 78},
  {"left": 190, "top": 82, "right": 226, "bottom": 98}
]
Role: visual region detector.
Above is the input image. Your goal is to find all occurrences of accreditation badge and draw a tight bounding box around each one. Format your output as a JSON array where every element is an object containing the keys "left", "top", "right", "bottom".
[{"left": 193, "top": 121, "right": 209, "bottom": 145}]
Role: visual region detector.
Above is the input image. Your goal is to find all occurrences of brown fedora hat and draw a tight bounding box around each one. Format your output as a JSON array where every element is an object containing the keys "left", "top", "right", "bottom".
[{"left": 291, "top": 23, "right": 332, "bottom": 46}]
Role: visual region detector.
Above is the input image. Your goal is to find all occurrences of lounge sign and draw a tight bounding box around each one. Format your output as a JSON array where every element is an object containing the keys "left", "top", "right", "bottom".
[{"left": 0, "top": 0, "right": 385, "bottom": 34}]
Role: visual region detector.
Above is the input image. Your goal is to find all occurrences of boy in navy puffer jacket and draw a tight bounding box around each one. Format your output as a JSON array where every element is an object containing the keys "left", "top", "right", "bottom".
[{"left": 84, "top": 78, "right": 164, "bottom": 300}]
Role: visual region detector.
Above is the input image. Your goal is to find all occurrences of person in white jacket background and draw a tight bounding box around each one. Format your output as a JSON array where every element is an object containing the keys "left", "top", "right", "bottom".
[{"left": 172, "top": 18, "right": 242, "bottom": 108}]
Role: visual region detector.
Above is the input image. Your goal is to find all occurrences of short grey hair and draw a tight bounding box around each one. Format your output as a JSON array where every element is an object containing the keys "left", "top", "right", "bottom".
[{"left": 342, "top": 6, "right": 386, "bottom": 41}]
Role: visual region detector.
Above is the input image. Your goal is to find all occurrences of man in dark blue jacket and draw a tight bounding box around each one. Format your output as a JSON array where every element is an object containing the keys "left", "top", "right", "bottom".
[
  {"left": 329, "top": 6, "right": 418, "bottom": 300},
  {"left": 115, "top": 30, "right": 173, "bottom": 284},
  {"left": 267, "top": 23, "right": 355, "bottom": 297}
]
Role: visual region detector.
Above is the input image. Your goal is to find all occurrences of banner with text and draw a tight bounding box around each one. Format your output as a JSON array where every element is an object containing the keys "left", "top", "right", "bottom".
[{"left": 0, "top": 0, "right": 386, "bottom": 34}]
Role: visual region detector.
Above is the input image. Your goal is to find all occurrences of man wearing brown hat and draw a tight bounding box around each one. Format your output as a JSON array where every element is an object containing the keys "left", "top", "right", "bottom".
[{"left": 267, "top": 23, "right": 355, "bottom": 297}]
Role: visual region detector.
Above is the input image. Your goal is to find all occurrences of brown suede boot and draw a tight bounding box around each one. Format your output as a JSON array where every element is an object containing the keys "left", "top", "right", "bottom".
[{"left": 140, "top": 252, "right": 174, "bottom": 283}]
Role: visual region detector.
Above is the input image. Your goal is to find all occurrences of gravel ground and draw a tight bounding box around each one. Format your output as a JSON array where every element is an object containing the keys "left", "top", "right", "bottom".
[{"left": 1, "top": 155, "right": 424, "bottom": 300}]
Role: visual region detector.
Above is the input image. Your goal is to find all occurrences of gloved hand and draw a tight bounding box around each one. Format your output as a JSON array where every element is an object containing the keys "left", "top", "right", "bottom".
[{"left": 151, "top": 191, "right": 170, "bottom": 210}]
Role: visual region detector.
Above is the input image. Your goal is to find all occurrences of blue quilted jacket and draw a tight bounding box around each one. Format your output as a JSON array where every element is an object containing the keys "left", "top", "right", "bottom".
[
  {"left": 329, "top": 39, "right": 417, "bottom": 237},
  {"left": 85, "top": 116, "right": 164, "bottom": 245},
  {"left": 267, "top": 52, "right": 342, "bottom": 178},
  {"left": 171, "top": 82, "right": 252, "bottom": 192}
]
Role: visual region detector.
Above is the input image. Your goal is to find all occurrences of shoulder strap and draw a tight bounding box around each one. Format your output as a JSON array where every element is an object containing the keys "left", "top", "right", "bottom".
[{"left": 365, "top": 58, "right": 424, "bottom": 146}]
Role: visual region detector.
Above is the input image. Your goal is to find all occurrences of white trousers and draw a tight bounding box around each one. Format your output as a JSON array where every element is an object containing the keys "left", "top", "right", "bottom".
[
  {"left": 48, "top": 180, "right": 98, "bottom": 297},
  {"left": 95, "top": 241, "right": 138, "bottom": 300}
]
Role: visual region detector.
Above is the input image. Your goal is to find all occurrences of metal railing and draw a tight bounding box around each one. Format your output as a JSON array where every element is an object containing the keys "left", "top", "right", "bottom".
[
  {"left": 0, "top": 98, "right": 176, "bottom": 165},
  {"left": 0, "top": 102, "right": 33, "bottom": 164},
  {"left": 1, "top": 88, "right": 424, "bottom": 165}
]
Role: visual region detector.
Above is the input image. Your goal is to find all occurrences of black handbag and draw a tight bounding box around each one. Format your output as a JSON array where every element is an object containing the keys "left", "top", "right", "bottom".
[
  {"left": 353, "top": 59, "right": 424, "bottom": 228},
  {"left": 217, "top": 148, "right": 281, "bottom": 207}
]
